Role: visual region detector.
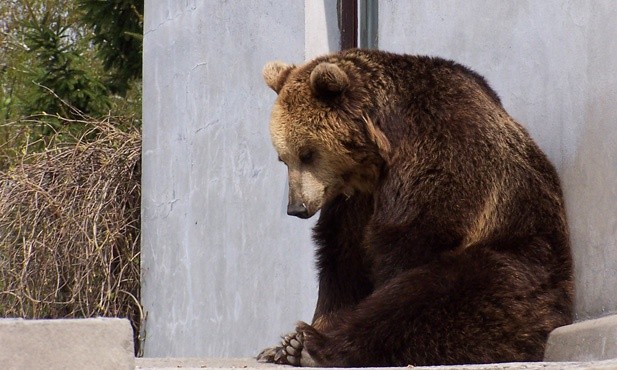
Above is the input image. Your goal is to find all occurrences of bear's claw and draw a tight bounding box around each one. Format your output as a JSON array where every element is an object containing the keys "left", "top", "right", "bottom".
[{"left": 255, "top": 346, "right": 278, "bottom": 363}]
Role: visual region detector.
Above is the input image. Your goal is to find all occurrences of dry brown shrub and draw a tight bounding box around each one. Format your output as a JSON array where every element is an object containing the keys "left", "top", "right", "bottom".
[{"left": 0, "top": 116, "right": 143, "bottom": 355}]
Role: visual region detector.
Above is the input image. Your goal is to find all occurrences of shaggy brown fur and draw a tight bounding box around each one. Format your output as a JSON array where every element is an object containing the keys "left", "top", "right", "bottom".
[{"left": 257, "top": 49, "right": 573, "bottom": 367}]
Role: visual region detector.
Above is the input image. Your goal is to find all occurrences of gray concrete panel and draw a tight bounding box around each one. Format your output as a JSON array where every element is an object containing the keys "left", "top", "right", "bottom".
[{"left": 142, "top": 1, "right": 317, "bottom": 358}]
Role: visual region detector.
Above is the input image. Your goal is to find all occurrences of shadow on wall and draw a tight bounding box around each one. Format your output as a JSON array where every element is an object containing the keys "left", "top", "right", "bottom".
[{"left": 566, "top": 90, "right": 617, "bottom": 321}]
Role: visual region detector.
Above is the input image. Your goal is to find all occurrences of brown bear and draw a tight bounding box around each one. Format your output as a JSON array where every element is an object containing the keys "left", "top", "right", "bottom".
[{"left": 256, "top": 49, "right": 573, "bottom": 367}]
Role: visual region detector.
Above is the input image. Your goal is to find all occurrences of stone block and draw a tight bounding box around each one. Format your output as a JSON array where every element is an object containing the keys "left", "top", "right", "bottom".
[
  {"left": 545, "top": 314, "right": 617, "bottom": 362},
  {"left": 0, "top": 318, "right": 134, "bottom": 369}
]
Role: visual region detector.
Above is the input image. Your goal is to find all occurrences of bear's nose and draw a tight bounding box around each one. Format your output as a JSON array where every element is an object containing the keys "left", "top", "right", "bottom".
[{"left": 287, "top": 203, "right": 309, "bottom": 219}]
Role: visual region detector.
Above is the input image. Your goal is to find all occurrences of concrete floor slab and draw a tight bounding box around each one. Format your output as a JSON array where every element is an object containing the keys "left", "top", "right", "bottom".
[{"left": 135, "top": 357, "right": 617, "bottom": 370}]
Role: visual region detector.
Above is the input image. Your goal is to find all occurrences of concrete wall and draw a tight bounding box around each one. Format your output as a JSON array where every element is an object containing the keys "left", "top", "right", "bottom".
[
  {"left": 378, "top": 0, "right": 617, "bottom": 320},
  {"left": 141, "top": 0, "right": 339, "bottom": 358},
  {"left": 142, "top": 0, "right": 617, "bottom": 358}
]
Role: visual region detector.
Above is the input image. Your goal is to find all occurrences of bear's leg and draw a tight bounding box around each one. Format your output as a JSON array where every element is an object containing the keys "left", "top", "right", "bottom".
[
  {"left": 258, "top": 194, "right": 374, "bottom": 364},
  {"left": 285, "top": 247, "right": 568, "bottom": 367},
  {"left": 311, "top": 193, "right": 374, "bottom": 325}
]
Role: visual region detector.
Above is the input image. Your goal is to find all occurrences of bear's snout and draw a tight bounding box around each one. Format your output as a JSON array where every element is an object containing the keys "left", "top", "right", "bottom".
[{"left": 287, "top": 202, "right": 310, "bottom": 219}]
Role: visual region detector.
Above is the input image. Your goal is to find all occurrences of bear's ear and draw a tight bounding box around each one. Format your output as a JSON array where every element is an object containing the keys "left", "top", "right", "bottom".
[
  {"left": 310, "top": 62, "right": 349, "bottom": 97},
  {"left": 263, "top": 61, "right": 295, "bottom": 94}
]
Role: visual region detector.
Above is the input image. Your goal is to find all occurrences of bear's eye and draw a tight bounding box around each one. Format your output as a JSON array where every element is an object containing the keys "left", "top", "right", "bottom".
[{"left": 299, "top": 149, "right": 315, "bottom": 165}]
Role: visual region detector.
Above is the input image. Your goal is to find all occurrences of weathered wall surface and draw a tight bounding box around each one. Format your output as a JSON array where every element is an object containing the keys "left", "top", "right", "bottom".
[
  {"left": 378, "top": 0, "right": 617, "bottom": 320},
  {"left": 141, "top": 0, "right": 337, "bottom": 358},
  {"left": 142, "top": 0, "right": 617, "bottom": 359}
]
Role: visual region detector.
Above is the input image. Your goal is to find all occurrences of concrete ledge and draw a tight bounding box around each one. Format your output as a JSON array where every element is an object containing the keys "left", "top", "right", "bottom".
[
  {"left": 135, "top": 358, "right": 617, "bottom": 370},
  {"left": 545, "top": 314, "right": 617, "bottom": 362},
  {"left": 0, "top": 317, "right": 134, "bottom": 370},
  {"left": 136, "top": 315, "right": 617, "bottom": 369}
]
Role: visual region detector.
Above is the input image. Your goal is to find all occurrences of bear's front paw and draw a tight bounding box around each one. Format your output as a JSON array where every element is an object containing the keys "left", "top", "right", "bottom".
[
  {"left": 256, "top": 344, "right": 284, "bottom": 364},
  {"left": 294, "top": 322, "right": 323, "bottom": 366},
  {"left": 256, "top": 332, "right": 305, "bottom": 366},
  {"left": 287, "top": 330, "right": 321, "bottom": 367},
  {"left": 257, "top": 329, "right": 318, "bottom": 367}
]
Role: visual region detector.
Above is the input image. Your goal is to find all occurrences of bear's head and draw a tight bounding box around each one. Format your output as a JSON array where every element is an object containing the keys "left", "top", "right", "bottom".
[{"left": 263, "top": 59, "right": 390, "bottom": 219}]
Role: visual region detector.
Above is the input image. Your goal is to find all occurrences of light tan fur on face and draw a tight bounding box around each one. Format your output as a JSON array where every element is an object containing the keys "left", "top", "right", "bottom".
[
  {"left": 287, "top": 168, "right": 327, "bottom": 216},
  {"left": 270, "top": 104, "right": 346, "bottom": 216},
  {"left": 265, "top": 59, "right": 386, "bottom": 218}
]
